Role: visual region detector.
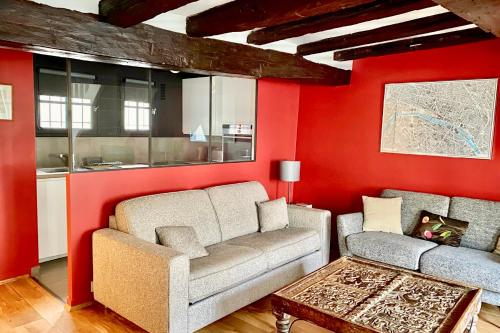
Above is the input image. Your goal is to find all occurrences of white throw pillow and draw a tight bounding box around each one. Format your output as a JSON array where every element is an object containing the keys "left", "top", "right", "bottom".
[
  {"left": 362, "top": 196, "right": 403, "bottom": 235},
  {"left": 257, "top": 197, "right": 289, "bottom": 233},
  {"left": 156, "top": 226, "right": 209, "bottom": 259}
]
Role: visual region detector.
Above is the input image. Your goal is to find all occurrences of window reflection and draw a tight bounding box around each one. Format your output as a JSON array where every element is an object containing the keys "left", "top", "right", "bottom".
[
  {"left": 71, "top": 98, "right": 92, "bottom": 129},
  {"left": 70, "top": 60, "right": 150, "bottom": 171},
  {"left": 150, "top": 70, "right": 210, "bottom": 166},
  {"left": 39, "top": 95, "right": 66, "bottom": 129}
]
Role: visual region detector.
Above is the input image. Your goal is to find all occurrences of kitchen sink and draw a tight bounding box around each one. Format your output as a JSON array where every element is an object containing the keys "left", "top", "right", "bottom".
[{"left": 38, "top": 167, "right": 69, "bottom": 173}]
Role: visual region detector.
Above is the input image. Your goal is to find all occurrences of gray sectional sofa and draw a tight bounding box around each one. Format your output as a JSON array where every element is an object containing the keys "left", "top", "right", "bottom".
[
  {"left": 337, "top": 189, "right": 500, "bottom": 306},
  {"left": 92, "top": 181, "right": 331, "bottom": 333}
]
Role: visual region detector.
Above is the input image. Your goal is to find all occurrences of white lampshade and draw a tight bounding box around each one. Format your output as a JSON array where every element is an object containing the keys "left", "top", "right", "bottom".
[{"left": 280, "top": 160, "right": 301, "bottom": 182}]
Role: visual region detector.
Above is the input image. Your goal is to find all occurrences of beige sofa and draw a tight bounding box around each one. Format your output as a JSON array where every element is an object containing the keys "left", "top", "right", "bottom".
[{"left": 92, "top": 181, "right": 331, "bottom": 333}]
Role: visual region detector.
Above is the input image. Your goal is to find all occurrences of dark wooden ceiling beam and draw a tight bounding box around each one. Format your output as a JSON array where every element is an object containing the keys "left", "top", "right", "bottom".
[
  {"left": 333, "top": 27, "right": 495, "bottom": 61},
  {"left": 247, "top": 0, "right": 436, "bottom": 45},
  {"left": 99, "top": 0, "right": 196, "bottom": 27},
  {"left": 297, "top": 12, "right": 469, "bottom": 56},
  {"left": 186, "top": 0, "right": 376, "bottom": 37},
  {"left": 432, "top": 0, "right": 500, "bottom": 37},
  {"left": 0, "top": 0, "right": 350, "bottom": 85}
]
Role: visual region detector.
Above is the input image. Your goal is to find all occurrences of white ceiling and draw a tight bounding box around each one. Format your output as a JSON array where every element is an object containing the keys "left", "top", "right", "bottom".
[{"left": 31, "top": 0, "right": 474, "bottom": 70}]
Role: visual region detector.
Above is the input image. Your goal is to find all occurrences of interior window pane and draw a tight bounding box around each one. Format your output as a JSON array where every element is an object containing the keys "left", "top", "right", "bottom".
[
  {"left": 40, "top": 103, "right": 50, "bottom": 121},
  {"left": 39, "top": 96, "right": 67, "bottom": 129},
  {"left": 61, "top": 106, "right": 66, "bottom": 124},
  {"left": 82, "top": 106, "right": 91, "bottom": 123},
  {"left": 210, "top": 76, "right": 256, "bottom": 162},
  {"left": 70, "top": 59, "right": 150, "bottom": 172},
  {"left": 124, "top": 107, "right": 136, "bottom": 130},
  {"left": 150, "top": 70, "right": 210, "bottom": 166},
  {"left": 35, "top": 56, "right": 70, "bottom": 170},
  {"left": 73, "top": 105, "right": 83, "bottom": 123},
  {"left": 50, "top": 104, "right": 62, "bottom": 122}
]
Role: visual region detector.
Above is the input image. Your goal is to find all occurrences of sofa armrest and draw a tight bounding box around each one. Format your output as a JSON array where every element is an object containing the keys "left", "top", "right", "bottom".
[
  {"left": 93, "top": 228, "right": 189, "bottom": 333},
  {"left": 337, "top": 212, "right": 363, "bottom": 257},
  {"left": 287, "top": 205, "right": 331, "bottom": 265}
]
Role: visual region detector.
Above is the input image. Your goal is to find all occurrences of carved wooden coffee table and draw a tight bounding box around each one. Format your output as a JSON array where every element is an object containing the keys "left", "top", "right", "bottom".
[{"left": 272, "top": 257, "right": 482, "bottom": 333}]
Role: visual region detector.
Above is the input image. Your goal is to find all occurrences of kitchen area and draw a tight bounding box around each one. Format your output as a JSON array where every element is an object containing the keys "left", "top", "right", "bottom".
[{"left": 33, "top": 54, "right": 257, "bottom": 301}]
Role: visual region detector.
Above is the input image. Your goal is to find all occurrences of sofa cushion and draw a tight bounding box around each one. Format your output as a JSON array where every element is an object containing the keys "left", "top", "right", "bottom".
[
  {"left": 381, "top": 189, "right": 450, "bottom": 235},
  {"left": 448, "top": 197, "right": 500, "bottom": 252},
  {"left": 115, "top": 190, "right": 222, "bottom": 246},
  {"left": 362, "top": 196, "right": 403, "bottom": 234},
  {"left": 225, "top": 227, "right": 320, "bottom": 270},
  {"left": 156, "top": 226, "right": 208, "bottom": 259},
  {"left": 189, "top": 243, "right": 266, "bottom": 303},
  {"left": 206, "top": 181, "right": 269, "bottom": 241},
  {"left": 411, "top": 210, "right": 469, "bottom": 247},
  {"left": 257, "top": 197, "right": 289, "bottom": 233},
  {"left": 421, "top": 245, "right": 500, "bottom": 293},
  {"left": 482, "top": 290, "right": 500, "bottom": 306},
  {"left": 346, "top": 231, "right": 437, "bottom": 270}
]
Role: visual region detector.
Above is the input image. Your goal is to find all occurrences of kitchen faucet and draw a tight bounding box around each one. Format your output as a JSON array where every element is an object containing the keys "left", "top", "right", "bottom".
[{"left": 49, "top": 153, "right": 69, "bottom": 166}]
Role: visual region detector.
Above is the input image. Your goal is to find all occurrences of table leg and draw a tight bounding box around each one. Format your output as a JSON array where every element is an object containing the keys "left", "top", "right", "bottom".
[
  {"left": 273, "top": 310, "right": 291, "bottom": 333},
  {"left": 467, "top": 313, "right": 478, "bottom": 333},
  {"left": 466, "top": 301, "right": 481, "bottom": 333}
]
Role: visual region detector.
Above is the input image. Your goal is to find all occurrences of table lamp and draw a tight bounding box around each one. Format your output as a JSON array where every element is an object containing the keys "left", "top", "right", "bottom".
[{"left": 280, "top": 160, "right": 301, "bottom": 203}]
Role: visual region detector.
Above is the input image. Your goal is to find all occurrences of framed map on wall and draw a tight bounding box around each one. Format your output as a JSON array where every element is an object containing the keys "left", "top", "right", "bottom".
[
  {"left": 0, "top": 84, "right": 12, "bottom": 121},
  {"left": 381, "top": 79, "right": 498, "bottom": 159}
]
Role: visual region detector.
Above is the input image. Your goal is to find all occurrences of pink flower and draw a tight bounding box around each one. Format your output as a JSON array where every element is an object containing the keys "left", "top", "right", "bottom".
[
  {"left": 423, "top": 230, "right": 433, "bottom": 239},
  {"left": 422, "top": 216, "right": 430, "bottom": 223}
]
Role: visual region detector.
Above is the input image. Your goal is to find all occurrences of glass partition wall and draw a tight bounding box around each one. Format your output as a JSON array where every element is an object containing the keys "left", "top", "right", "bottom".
[
  {"left": 69, "top": 60, "right": 150, "bottom": 171},
  {"left": 150, "top": 70, "right": 211, "bottom": 166},
  {"left": 34, "top": 55, "right": 257, "bottom": 172},
  {"left": 211, "top": 76, "right": 256, "bottom": 163}
]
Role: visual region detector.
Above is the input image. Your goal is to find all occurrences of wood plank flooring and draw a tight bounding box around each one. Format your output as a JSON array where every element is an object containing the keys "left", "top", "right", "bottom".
[
  {"left": 31, "top": 258, "right": 68, "bottom": 302},
  {"left": 0, "top": 277, "right": 499, "bottom": 333}
]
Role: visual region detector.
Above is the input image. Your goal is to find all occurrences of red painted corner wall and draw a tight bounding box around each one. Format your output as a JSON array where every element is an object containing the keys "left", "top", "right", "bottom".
[
  {"left": 66, "top": 79, "right": 300, "bottom": 305},
  {"left": 295, "top": 39, "right": 500, "bottom": 259},
  {"left": 0, "top": 49, "right": 38, "bottom": 280}
]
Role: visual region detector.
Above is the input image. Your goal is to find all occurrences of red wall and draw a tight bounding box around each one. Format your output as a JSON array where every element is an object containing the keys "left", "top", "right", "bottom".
[
  {"left": 0, "top": 49, "right": 38, "bottom": 280},
  {"left": 66, "top": 79, "right": 300, "bottom": 305},
  {"left": 295, "top": 39, "right": 500, "bottom": 258}
]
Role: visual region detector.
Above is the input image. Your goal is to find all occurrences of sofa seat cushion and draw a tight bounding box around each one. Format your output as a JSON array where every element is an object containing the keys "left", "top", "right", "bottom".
[
  {"left": 420, "top": 245, "right": 500, "bottom": 293},
  {"left": 189, "top": 243, "right": 266, "bottom": 303},
  {"left": 346, "top": 231, "right": 437, "bottom": 270},
  {"left": 225, "top": 228, "right": 320, "bottom": 270}
]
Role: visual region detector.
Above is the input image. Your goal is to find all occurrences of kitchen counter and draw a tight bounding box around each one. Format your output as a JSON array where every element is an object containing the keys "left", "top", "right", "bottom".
[{"left": 36, "top": 168, "right": 69, "bottom": 179}]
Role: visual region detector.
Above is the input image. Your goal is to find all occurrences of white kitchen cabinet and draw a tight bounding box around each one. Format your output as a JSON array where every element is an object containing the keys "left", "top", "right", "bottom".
[
  {"left": 37, "top": 176, "right": 67, "bottom": 262},
  {"left": 182, "top": 77, "right": 210, "bottom": 136},
  {"left": 211, "top": 76, "right": 256, "bottom": 136}
]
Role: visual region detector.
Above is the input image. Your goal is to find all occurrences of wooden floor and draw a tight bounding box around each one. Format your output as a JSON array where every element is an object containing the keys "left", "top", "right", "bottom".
[
  {"left": 1, "top": 277, "right": 499, "bottom": 333},
  {"left": 31, "top": 257, "right": 68, "bottom": 301}
]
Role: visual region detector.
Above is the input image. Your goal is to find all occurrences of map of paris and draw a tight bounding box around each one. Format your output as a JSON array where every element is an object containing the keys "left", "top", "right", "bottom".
[{"left": 381, "top": 79, "right": 498, "bottom": 159}]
